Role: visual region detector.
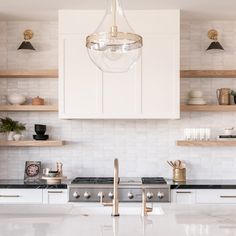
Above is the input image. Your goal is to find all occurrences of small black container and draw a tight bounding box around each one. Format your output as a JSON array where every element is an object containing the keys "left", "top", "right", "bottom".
[
  {"left": 35, "top": 124, "right": 46, "bottom": 135},
  {"left": 234, "top": 96, "right": 236, "bottom": 104}
]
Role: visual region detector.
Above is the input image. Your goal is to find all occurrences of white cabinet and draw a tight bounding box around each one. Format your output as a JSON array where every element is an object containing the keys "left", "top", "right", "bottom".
[
  {"left": 196, "top": 190, "right": 236, "bottom": 204},
  {"left": 171, "top": 189, "right": 196, "bottom": 204},
  {"left": 59, "top": 10, "right": 179, "bottom": 119},
  {"left": 43, "top": 189, "right": 68, "bottom": 204},
  {"left": 0, "top": 189, "right": 43, "bottom": 204},
  {"left": 172, "top": 189, "right": 236, "bottom": 204}
]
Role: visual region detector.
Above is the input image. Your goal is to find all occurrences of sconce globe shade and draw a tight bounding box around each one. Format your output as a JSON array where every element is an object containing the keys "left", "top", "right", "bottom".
[{"left": 86, "top": 0, "right": 143, "bottom": 73}]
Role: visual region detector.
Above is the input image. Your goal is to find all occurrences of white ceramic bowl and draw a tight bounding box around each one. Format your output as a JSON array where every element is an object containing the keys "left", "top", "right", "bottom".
[
  {"left": 189, "top": 90, "right": 203, "bottom": 98},
  {"left": 7, "top": 94, "right": 26, "bottom": 105}
]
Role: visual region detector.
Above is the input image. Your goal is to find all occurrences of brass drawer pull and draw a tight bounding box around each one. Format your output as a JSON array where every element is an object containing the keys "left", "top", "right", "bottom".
[
  {"left": 176, "top": 191, "right": 192, "bottom": 194},
  {"left": 0, "top": 195, "right": 20, "bottom": 198},
  {"left": 220, "top": 195, "right": 236, "bottom": 198},
  {"left": 48, "top": 191, "right": 63, "bottom": 194}
]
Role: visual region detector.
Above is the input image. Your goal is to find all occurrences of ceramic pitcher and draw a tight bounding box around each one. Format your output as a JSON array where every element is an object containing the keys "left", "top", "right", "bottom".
[{"left": 216, "top": 88, "right": 231, "bottom": 105}]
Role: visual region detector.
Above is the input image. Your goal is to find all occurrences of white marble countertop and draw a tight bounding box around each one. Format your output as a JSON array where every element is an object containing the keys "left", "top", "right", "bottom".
[{"left": 1, "top": 203, "right": 236, "bottom": 236}]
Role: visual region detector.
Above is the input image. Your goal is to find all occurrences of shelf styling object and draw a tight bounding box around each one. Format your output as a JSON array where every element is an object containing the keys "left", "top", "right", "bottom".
[
  {"left": 86, "top": 0, "right": 143, "bottom": 73},
  {"left": 33, "top": 124, "right": 49, "bottom": 140},
  {"left": 7, "top": 94, "right": 26, "bottom": 105},
  {"left": 18, "top": 29, "right": 35, "bottom": 50},
  {"left": 0, "top": 117, "right": 26, "bottom": 141},
  {"left": 24, "top": 161, "right": 41, "bottom": 183},
  {"left": 41, "top": 176, "right": 67, "bottom": 184},
  {"left": 32, "top": 96, "right": 45, "bottom": 105},
  {"left": 231, "top": 90, "right": 236, "bottom": 104},
  {"left": 206, "top": 29, "right": 224, "bottom": 51}
]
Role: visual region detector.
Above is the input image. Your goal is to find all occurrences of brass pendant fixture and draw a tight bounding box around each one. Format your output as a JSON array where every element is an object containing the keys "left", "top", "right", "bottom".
[{"left": 86, "top": 0, "right": 143, "bottom": 73}]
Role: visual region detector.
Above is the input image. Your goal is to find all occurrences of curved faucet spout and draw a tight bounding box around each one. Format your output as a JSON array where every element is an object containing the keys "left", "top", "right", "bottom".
[{"left": 112, "top": 158, "right": 119, "bottom": 217}]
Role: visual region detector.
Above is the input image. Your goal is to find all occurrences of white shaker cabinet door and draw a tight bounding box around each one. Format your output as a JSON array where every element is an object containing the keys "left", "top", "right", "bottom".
[
  {"left": 59, "top": 34, "right": 102, "bottom": 119},
  {"left": 59, "top": 10, "right": 179, "bottom": 119},
  {"left": 141, "top": 34, "right": 179, "bottom": 118}
]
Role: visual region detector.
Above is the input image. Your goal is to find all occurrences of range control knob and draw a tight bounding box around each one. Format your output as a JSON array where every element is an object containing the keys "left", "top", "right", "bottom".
[
  {"left": 127, "top": 192, "right": 134, "bottom": 199},
  {"left": 108, "top": 192, "right": 114, "bottom": 199},
  {"left": 157, "top": 192, "right": 164, "bottom": 199},
  {"left": 73, "top": 192, "right": 80, "bottom": 199},
  {"left": 146, "top": 192, "right": 154, "bottom": 200},
  {"left": 84, "top": 192, "right": 91, "bottom": 199}
]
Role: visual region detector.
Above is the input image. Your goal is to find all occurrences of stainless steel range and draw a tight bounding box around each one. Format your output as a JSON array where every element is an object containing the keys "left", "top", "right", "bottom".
[{"left": 68, "top": 177, "right": 170, "bottom": 203}]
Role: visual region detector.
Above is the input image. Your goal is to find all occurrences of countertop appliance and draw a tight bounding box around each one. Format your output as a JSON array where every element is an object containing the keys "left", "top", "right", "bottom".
[{"left": 68, "top": 177, "right": 170, "bottom": 203}]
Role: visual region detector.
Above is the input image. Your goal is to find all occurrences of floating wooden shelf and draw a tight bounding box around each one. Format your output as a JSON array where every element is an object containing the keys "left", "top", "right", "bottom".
[
  {"left": 181, "top": 70, "right": 236, "bottom": 78},
  {"left": 177, "top": 140, "right": 236, "bottom": 147},
  {"left": 0, "top": 70, "right": 58, "bottom": 78},
  {"left": 0, "top": 140, "right": 64, "bottom": 147},
  {"left": 181, "top": 104, "right": 236, "bottom": 112},
  {"left": 0, "top": 105, "right": 58, "bottom": 112}
]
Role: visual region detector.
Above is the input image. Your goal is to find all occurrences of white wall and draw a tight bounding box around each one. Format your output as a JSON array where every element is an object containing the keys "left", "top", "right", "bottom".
[{"left": 0, "top": 20, "right": 236, "bottom": 180}]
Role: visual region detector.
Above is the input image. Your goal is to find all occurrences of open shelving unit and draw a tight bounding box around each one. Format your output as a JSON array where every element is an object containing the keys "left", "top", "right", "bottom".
[
  {"left": 0, "top": 105, "right": 58, "bottom": 112},
  {"left": 0, "top": 140, "right": 64, "bottom": 147},
  {"left": 181, "top": 104, "right": 236, "bottom": 112},
  {"left": 0, "top": 70, "right": 58, "bottom": 78},
  {"left": 177, "top": 140, "right": 236, "bottom": 147},
  {"left": 180, "top": 70, "right": 236, "bottom": 78}
]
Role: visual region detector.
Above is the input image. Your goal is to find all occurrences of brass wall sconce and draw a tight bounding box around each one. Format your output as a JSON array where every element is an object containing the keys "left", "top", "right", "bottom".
[
  {"left": 206, "top": 29, "right": 224, "bottom": 51},
  {"left": 18, "top": 29, "right": 35, "bottom": 50}
]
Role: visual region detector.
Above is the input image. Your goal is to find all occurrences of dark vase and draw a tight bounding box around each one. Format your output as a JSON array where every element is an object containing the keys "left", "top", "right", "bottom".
[
  {"left": 34, "top": 124, "right": 46, "bottom": 135},
  {"left": 234, "top": 96, "right": 236, "bottom": 104}
]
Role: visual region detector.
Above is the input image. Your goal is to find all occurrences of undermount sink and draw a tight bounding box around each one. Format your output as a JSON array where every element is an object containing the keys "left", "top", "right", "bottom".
[{"left": 71, "top": 204, "right": 165, "bottom": 216}]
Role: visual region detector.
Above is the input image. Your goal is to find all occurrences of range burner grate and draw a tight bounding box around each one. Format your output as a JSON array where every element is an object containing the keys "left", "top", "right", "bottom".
[
  {"left": 71, "top": 177, "right": 115, "bottom": 184},
  {"left": 141, "top": 177, "right": 167, "bottom": 185}
]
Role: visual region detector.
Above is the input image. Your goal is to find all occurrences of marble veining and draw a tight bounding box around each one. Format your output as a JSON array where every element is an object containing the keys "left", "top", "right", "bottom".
[{"left": 0, "top": 204, "right": 236, "bottom": 236}]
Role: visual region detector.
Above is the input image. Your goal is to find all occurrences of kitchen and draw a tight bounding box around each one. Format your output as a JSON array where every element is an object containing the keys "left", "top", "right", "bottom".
[{"left": 0, "top": 0, "right": 236, "bottom": 235}]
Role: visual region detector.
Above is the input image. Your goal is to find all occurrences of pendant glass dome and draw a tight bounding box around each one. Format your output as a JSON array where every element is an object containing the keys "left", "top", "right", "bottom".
[{"left": 86, "top": 0, "right": 143, "bottom": 73}]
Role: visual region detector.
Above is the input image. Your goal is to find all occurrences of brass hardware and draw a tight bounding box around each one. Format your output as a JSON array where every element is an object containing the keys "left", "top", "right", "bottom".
[
  {"left": 23, "top": 29, "right": 34, "bottom": 40},
  {"left": 98, "top": 159, "right": 119, "bottom": 216},
  {"left": 176, "top": 191, "right": 192, "bottom": 194},
  {"left": 208, "top": 29, "right": 218, "bottom": 41},
  {"left": 220, "top": 196, "right": 236, "bottom": 198},
  {"left": 173, "top": 168, "right": 186, "bottom": 182},
  {"left": 98, "top": 192, "right": 113, "bottom": 206},
  {"left": 0, "top": 195, "right": 20, "bottom": 197},
  {"left": 48, "top": 191, "right": 63, "bottom": 194},
  {"left": 142, "top": 189, "right": 153, "bottom": 216},
  {"left": 86, "top": 32, "right": 143, "bottom": 51},
  {"left": 111, "top": 26, "right": 118, "bottom": 37}
]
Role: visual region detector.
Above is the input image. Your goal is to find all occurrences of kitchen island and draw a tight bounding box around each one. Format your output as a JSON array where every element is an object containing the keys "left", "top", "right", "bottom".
[{"left": 1, "top": 204, "right": 236, "bottom": 236}]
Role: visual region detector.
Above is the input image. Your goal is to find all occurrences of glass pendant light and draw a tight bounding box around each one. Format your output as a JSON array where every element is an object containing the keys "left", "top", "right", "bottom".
[{"left": 86, "top": 0, "right": 143, "bottom": 73}]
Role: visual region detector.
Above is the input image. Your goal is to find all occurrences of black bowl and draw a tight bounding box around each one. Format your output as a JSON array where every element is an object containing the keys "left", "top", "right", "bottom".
[
  {"left": 33, "top": 134, "right": 49, "bottom": 140},
  {"left": 35, "top": 124, "right": 46, "bottom": 135}
]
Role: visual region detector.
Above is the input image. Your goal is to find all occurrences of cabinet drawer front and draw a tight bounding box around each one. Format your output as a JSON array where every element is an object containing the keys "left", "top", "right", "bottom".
[
  {"left": 0, "top": 189, "right": 43, "bottom": 204},
  {"left": 196, "top": 190, "right": 236, "bottom": 204},
  {"left": 43, "top": 190, "right": 68, "bottom": 204}
]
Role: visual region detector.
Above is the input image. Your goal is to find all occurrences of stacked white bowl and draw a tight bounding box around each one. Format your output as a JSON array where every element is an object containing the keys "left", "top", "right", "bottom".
[{"left": 188, "top": 90, "right": 206, "bottom": 105}]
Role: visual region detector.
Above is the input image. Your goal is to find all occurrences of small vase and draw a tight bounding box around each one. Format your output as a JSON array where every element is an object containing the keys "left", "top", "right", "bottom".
[
  {"left": 234, "top": 96, "right": 236, "bottom": 104},
  {"left": 7, "top": 131, "right": 16, "bottom": 141}
]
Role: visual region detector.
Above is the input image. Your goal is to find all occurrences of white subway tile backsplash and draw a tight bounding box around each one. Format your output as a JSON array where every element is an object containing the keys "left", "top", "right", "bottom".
[{"left": 0, "top": 21, "right": 236, "bottom": 180}]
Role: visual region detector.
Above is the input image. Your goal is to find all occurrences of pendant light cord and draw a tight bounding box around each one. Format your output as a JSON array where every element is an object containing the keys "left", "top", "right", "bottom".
[{"left": 111, "top": 0, "right": 118, "bottom": 37}]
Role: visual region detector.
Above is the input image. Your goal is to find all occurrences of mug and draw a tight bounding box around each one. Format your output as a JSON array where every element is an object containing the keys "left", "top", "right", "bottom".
[{"left": 216, "top": 88, "right": 231, "bottom": 105}]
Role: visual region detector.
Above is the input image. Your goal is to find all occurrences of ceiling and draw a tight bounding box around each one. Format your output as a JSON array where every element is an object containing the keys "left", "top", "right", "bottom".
[{"left": 0, "top": 0, "right": 236, "bottom": 21}]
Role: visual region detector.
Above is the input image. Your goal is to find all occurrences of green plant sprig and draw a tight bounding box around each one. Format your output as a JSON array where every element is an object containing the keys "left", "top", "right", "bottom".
[{"left": 0, "top": 117, "right": 26, "bottom": 133}]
